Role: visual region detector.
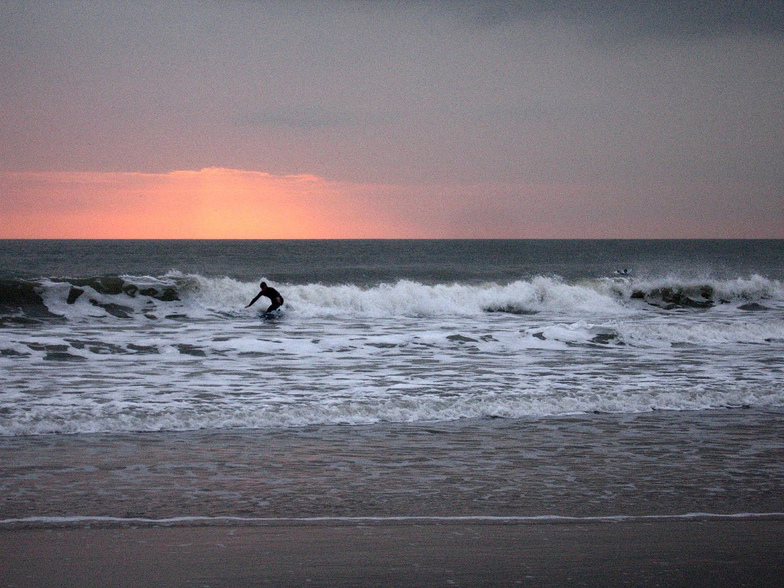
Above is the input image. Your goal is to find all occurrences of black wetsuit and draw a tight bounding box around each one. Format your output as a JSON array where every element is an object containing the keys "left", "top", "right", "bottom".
[
  {"left": 247, "top": 286, "right": 284, "bottom": 313},
  {"left": 261, "top": 287, "right": 284, "bottom": 312}
]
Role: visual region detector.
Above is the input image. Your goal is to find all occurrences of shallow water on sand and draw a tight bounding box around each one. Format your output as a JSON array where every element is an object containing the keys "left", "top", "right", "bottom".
[{"left": 2, "top": 409, "right": 783, "bottom": 525}]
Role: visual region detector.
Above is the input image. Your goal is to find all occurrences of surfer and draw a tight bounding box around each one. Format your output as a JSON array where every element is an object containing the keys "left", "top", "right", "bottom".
[{"left": 246, "top": 281, "right": 284, "bottom": 313}]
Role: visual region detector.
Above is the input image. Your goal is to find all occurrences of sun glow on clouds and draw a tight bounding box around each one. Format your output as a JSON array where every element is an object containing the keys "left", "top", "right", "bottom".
[
  {"left": 1, "top": 168, "right": 781, "bottom": 238},
  {"left": 0, "top": 168, "right": 400, "bottom": 239}
]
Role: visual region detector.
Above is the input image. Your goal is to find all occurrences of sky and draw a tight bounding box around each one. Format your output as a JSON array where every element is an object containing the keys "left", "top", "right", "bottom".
[{"left": 1, "top": 0, "right": 783, "bottom": 238}]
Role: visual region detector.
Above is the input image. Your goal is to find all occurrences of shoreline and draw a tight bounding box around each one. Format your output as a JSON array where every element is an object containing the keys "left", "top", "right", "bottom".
[
  {"left": 3, "top": 510, "right": 784, "bottom": 529},
  {"left": 4, "top": 519, "right": 783, "bottom": 587}
]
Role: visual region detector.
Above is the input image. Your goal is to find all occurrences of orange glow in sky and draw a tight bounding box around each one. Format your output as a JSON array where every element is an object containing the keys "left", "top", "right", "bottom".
[
  {"left": 1, "top": 168, "right": 781, "bottom": 239},
  {"left": 0, "top": 168, "right": 406, "bottom": 239}
]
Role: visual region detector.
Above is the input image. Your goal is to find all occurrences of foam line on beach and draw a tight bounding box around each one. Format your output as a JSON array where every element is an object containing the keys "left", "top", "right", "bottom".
[{"left": 3, "top": 512, "right": 784, "bottom": 528}]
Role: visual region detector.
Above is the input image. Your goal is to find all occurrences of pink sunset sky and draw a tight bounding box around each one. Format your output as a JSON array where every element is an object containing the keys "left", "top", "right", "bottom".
[{"left": 2, "top": 2, "right": 783, "bottom": 239}]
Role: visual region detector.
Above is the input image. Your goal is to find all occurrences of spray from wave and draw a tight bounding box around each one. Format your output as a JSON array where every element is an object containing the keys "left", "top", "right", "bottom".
[{"left": 1, "top": 272, "right": 782, "bottom": 323}]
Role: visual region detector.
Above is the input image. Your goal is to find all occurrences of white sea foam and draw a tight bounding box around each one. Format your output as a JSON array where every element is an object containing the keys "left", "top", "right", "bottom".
[
  {"left": 3, "top": 512, "right": 783, "bottom": 528},
  {"left": 6, "top": 272, "right": 778, "bottom": 323},
  {"left": 2, "top": 272, "right": 783, "bottom": 436},
  {"left": 175, "top": 273, "right": 784, "bottom": 319}
]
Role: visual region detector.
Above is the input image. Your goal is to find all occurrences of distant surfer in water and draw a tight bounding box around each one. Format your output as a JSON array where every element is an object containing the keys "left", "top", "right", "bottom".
[{"left": 246, "top": 282, "right": 284, "bottom": 313}]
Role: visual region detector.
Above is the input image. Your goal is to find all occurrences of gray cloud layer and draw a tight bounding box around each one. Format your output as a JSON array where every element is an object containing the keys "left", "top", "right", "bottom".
[{"left": 2, "top": 0, "right": 783, "bottom": 191}]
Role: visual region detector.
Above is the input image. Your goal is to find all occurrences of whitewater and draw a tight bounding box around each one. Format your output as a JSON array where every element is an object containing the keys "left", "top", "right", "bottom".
[{"left": 2, "top": 260, "right": 783, "bottom": 436}]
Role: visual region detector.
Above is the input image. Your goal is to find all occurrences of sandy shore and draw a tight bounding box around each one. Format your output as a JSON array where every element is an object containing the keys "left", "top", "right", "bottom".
[{"left": 3, "top": 519, "right": 783, "bottom": 587}]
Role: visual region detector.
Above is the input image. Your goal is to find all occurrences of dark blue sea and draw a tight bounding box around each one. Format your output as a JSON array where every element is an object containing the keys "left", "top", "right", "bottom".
[{"left": 1, "top": 240, "right": 783, "bottom": 526}]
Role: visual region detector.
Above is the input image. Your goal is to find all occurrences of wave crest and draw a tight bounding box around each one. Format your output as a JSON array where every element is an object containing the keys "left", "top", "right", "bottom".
[{"left": 1, "top": 272, "right": 781, "bottom": 323}]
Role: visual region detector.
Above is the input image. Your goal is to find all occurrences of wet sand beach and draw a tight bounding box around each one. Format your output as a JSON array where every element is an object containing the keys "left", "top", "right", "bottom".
[
  {"left": 3, "top": 518, "right": 784, "bottom": 587},
  {"left": 3, "top": 410, "right": 784, "bottom": 586}
]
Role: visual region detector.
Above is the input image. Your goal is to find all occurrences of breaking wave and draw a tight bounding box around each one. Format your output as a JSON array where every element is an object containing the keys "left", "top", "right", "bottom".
[{"left": 2, "top": 272, "right": 782, "bottom": 323}]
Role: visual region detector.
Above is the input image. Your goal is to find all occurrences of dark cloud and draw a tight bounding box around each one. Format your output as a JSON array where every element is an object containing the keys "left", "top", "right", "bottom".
[{"left": 416, "top": 1, "right": 784, "bottom": 38}]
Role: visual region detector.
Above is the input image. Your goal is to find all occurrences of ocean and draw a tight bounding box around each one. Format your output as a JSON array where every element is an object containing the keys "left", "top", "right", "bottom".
[{"left": 1, "top": 239, "right": 783, "bottom": 526}]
